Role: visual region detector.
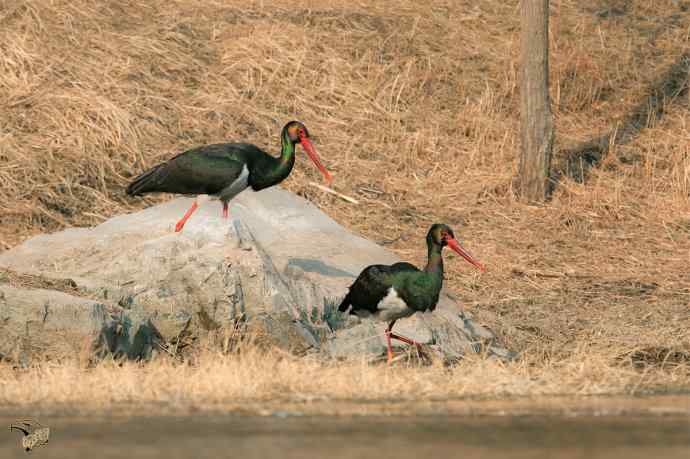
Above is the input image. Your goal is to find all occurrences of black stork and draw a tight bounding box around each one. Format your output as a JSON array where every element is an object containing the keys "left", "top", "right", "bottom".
[
  {"left": 126, "top": 121, "right": 332, "bottom": 232},
  {"left": 338, "top": 224, "right": 485, "bottom": 364}
]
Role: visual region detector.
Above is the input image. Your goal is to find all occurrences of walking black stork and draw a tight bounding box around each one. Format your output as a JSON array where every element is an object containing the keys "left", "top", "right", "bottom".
[
  {"left": 126, "top": 121, "right": 332, "bottom": 232},
  {"left": 338, "top": 224, "right": 485, "bottom": 364}
]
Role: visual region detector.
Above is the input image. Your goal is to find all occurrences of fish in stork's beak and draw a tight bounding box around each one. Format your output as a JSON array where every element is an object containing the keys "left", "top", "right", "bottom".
[
  {"left": 445, "top": 236, "right": 486, "bottom": 272},
  {"left": 298, "top": 129, "right": 333, "bottom": 185}
]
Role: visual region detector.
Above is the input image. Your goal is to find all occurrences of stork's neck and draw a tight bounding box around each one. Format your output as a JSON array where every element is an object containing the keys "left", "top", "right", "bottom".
[
  {"left": 280, "top": 131, "right": 295, "bottom": 164},
  {"left": 250, "top": 128, "right": 300, "bottom": 190},
  {"left": 424, "top": 243, "right": 444, "bottom": 276},
  {"left": 276, "top": 129, "right": 297, "bottom": 170}
]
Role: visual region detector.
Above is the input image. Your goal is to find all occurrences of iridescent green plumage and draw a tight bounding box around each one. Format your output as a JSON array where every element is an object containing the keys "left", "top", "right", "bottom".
[
  {"left": 126, "top": 122, "right": 305, "bottom": 197},
  {"left": 126, "top": 121, "right": 331, "bottom": 232},
  {"left": 338, "top": 223, "right": 484, "bottom": 364},
  {"left": 338, "top": 224, "right": 452, "bottom": 316}
]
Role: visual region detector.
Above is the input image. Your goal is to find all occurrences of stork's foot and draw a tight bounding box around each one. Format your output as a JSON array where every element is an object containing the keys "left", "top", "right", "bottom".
[
  {"left": 385, "top": 329, "right": 422, "bottom": 365},
  {"left": 222, "top": 202, "right": 229, "bottom": 219},
  {"left": 385, "top": 329, "right": 395, "bottom": 364}
]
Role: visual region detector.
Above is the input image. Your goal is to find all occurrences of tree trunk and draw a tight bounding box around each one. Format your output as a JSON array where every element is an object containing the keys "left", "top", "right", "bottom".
[{"left": 518, "top": 0, "right": 554, "bottom": 202}]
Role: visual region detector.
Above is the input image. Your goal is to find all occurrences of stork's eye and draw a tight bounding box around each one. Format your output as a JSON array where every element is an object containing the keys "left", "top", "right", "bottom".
[{"left": 287, "top": 126, "right": 300, "bottom": 140}]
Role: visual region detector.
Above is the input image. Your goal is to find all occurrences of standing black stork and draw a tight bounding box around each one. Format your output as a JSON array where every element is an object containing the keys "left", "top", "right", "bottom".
[
  {"left": 126, "top": 121, "right": 332, "bottom": 232},
  {"left": 338, "top": 224, "right": 485, "bottom": 364}
]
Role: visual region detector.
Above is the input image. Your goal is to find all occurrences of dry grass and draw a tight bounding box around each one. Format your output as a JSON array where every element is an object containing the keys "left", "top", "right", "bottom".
[
  {"left": 1, "top": 0, "right": 689, "bottom": 400},
  {"left": 0, "top": 346, "right": 688, "bottom": 415}
]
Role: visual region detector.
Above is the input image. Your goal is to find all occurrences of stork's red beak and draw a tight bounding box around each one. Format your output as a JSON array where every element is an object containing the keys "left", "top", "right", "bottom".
[
  {"left": 446, "top": 237, "right": 486, "bottom": 272},
  {"left": 299, "top": 132, "right": 332, "bottom": 184}
]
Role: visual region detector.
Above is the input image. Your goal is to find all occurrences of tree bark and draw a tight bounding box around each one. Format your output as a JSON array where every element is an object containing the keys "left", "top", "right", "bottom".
[{"left": 518, "top": 0, "right": 554, "bottom": 202}]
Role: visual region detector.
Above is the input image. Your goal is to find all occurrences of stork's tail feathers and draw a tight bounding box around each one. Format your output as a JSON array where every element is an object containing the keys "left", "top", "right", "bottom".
[
  {"left": 126, "top": 163, "right": 166, "bottom": 196},
  {"left": 337, "top": 291, "right": 352, "bottom": 313}
]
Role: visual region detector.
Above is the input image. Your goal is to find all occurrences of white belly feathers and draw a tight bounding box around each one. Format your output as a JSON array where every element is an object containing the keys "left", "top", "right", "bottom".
[
  {"left": 218, "top": 164, "right": 250, "bottom": 202},
  {"left": 375, "top": 287, "right": 416, "bottom": 322}
]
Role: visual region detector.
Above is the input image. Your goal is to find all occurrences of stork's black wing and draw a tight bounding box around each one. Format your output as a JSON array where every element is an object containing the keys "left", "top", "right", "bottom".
[
  {"left": 337, "top": 262, "right": 420, "bottom": 315},
  {"left": 126, "top": 143, "right": 262, "bottom": 196}
]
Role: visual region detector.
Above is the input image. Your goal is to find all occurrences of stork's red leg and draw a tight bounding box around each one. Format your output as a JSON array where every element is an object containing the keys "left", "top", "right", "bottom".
[
  {"left": 175, "top": 201, "right": 198, "bottom": 232},
  {"left": 388, "top": 333, "right": 419, "bottom": 347},
  {"left": 385, "top": 319, "right": 422, "bottom": 364},
  {"left": 222, "top": 202, "right": 229, "bottom": 219},
  {"left": 385, "top": 320, "right": 398, "bottom": 364},
  {"left": 385, "top": 328, "right": 394, "bottom": 364},
  {"left": 390, "top": 332, "right": 423, "bottom": 358}
]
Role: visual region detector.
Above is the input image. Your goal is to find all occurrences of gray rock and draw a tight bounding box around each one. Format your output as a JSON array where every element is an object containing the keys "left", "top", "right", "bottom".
[
  {"left": 0, "top": 187, "right": 514, "bottom": 363},
  {"left": 0, "top": 284, "right": 109, "bottom": 363}
]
